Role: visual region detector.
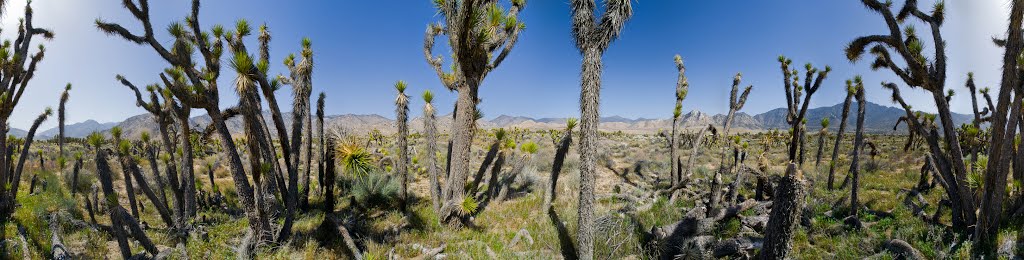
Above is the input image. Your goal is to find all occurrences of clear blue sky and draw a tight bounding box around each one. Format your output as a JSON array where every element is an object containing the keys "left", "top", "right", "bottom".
[{"left": 2, "top": 0, "right": 1008, "bottom": 129}]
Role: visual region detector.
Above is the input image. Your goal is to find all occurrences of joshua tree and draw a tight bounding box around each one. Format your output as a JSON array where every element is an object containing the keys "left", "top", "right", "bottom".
[
  {"left": 422, "top": 90, "right": 442, "bottom": 212},
  {"left": 0, "top": 3, "right": 55, "bottom": 235},
  {"left": 709, "top": 73, "right": 752, "bottom": 214},
  {"left": 828, "top": 79, "right": 859, "bottom": 190},
  {"left": 88, "top": 133, "right": 158, "bottom": 258},
  {"left": 849, "top": 86, "right": 866, "bottom": 220},
  {"left": 669, "top": 54, "right": 689, "bottom": 185},
  {"left": 117, "top": 139, "right": 174, "bottom": 229},
  {"left": 542, "top": 118, "right": 577, "bottom": 213},
  {"left": 421, "top": 90, "right": 443, "bottom": 212},
  {"left": 815, "top": 117, "right": 830, "bottom": 167},
  {"left": 569, "top": 0, "right": 633, "bottom": 258},
  {"left": 848, "top": 1, "right": 999, "bottom": 247},
  {"left": 98, "top": 0, "right": 288, "bottom": 245},
  {"left": 110, "top": 127, "right": 141, "bottom": 218},
  {"left": 278, "top": 36, "right": 315, "bottom": 241},
  {"left": 118, "top": 76, "right": 187, "bottom": 231},
  {"left": 394, "top": 80, "right": 410, "bottom": 212},
  {"left": 424, "top": 0, "right": 526, "bottom": 225},
  {"left": 758, "top": 163, "right": 806, "bottom": 259},
  {"left": 778, "top": 56, "right": 831, "bottom": 166},
  {"left": 58, "top": 84, "right": 71, "bottom": 157}
]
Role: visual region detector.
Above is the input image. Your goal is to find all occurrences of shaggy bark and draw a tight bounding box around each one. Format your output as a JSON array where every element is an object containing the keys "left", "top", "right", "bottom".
[
  {"left": 758, "top": 163, "right": 805, "bottom": 260},
  {"left": 849, "top": 87, "right": 867, "bottom": 219},
  {"left": 423, "top": 93, "right": 442, "bottom": 212},
  {"left": 569, "top": 1, "right": 633, "bottom": 258}
]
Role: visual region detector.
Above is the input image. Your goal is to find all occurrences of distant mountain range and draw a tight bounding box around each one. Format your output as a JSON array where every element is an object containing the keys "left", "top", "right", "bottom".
[{"left": 10, "top": 101, "right": 973, "bottom": 139}]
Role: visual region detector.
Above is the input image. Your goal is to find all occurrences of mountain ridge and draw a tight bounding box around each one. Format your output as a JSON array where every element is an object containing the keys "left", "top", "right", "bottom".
[{"left": 13, "top": 101, "right": 972, "bottom": 138}]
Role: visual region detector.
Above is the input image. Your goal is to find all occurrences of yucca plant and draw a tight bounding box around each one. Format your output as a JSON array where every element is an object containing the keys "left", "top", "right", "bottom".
[
  {"left": 338, "top": 141, "right": 375, "bottom": 177},
  {"left": 543, "top": 118, "right": 578, "bottom": 212},
  {"left": 351, "top": 171, "right": 400, "bottom": 209}
]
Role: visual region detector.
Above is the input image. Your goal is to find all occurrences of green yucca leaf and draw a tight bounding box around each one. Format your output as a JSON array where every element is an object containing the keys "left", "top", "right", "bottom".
[
  {"left": 422, "top": 90, "right": 434, "bottom": 103},
  {"left": 87, "top": 132, "right": 104, "bottom": 148},
  {"left": 118, "top": 140, "right": 131, "bottom": 155},
  {"left": 235, "top": 19, "right": 251, "bottom": 36},
  {"left": 459, "top": 196, "right": 479, "bottom": 215},
  {"left": 140, "top": 131, "right": 150, "bottom": 143},
  {"left": 394, "top": 80, "right": 408, "bottom": 93},
  {"left": 110, "top": 126, "right": 123, "bottom": 140},
  {"left": 567, "top": 118, "right": 579, "bottom": 131},
  {"left": 212, "top": 24, "right": 224, "bottom": 38}
]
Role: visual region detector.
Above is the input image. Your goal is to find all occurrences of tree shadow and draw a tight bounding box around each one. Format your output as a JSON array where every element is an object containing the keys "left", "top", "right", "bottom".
[{"left": 547, "top": 208, "right": 578, "bottom": 260}]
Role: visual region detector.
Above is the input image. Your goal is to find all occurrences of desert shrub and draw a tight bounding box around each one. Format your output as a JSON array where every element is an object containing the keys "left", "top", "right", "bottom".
[{"left": 351, "top": 172, "right": 399, "bottom": 209}]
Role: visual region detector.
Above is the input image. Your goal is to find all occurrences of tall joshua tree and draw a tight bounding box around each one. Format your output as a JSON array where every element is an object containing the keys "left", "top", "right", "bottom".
[
  {"left": 815, "top": 117, "right": 830, "bottom": 167},
  {"left": 424, "top": 0, "right": 526, "bottom": 225},
  {"left": 279, "top": 36, "right": 315, "bottom": 241},
  {"left": 569, "top": 0, "right": 633, "bottom": 259},
  {"left": 58, "top": 84, "right": 71, "bottom": 157},
  {"left": 669, "top": 54, "right": 689, "bottom": 186},
  {"left": 849, "top": 86, "right": 866, "bottom": 220},
  {"left": 847, "top": 0, "right": 987, "bottom": 241},
  {"left": 0, "top": 2, "right": 56, "bottom": 241},
  {"left": 828, "top": 78, "right": 859, "bottom": 190},
  {"left": 422, "top": 90, "right": 442, "bottom": 212},
  {"left": 118, "top": 76, "right": 187, "bottom": 231},
  {"left": 394, "top": 80, "right": 410, "bottom": 212},
  {"left": 778, "top": 56, "right": 831, "bottom": 166}
]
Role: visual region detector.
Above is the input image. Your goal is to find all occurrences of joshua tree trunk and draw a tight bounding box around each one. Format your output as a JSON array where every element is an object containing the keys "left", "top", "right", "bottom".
[
  {"left": 395, "top": 81, "right": 410, "bottom": 212},
  {"left": 439, "top": 86, "right": 478, "bottom": 223},
  {"left": 145, "top": 146, "right": 168, "bottom": 207},
  {"left": 58, "top": 84, "right": 71, "bottom": 157},
  {"left": 758, "top": 163, "right": 806, "bottom": 260},
  {"left": 423, "top": 91, "right": 442, "bottom": 213},
  {"left": 116, "top": 148, "right": 141, "bottom": 219},
  {"left": 70, "top": 156, "right": 82, "bottom": 195},
  {"left": 323, "top": 137, "right": 337, "bottom": 213},
  {"left": 828, "top": 86, "right": 855, "bottom": 190},
  {"left": 798, "top": 126, "right": 807, "bottom": 166},
  {"left": 122, "top": 153, "right": 174, "bottom": 229},
  {"left": 94, "top": 148, "right": 133, "bottom": 259},
  {"left": 175, "top": 107, "right": 197, "bottom": 220},
  {"left": 849, "top": 87, "right": 866, "bottom": 219},
  {"left": 814, "top": 129, "right": 827, "bottom": 167},
  {"left": 779, "top": 56, "right": 831, "bottom": 165}
]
